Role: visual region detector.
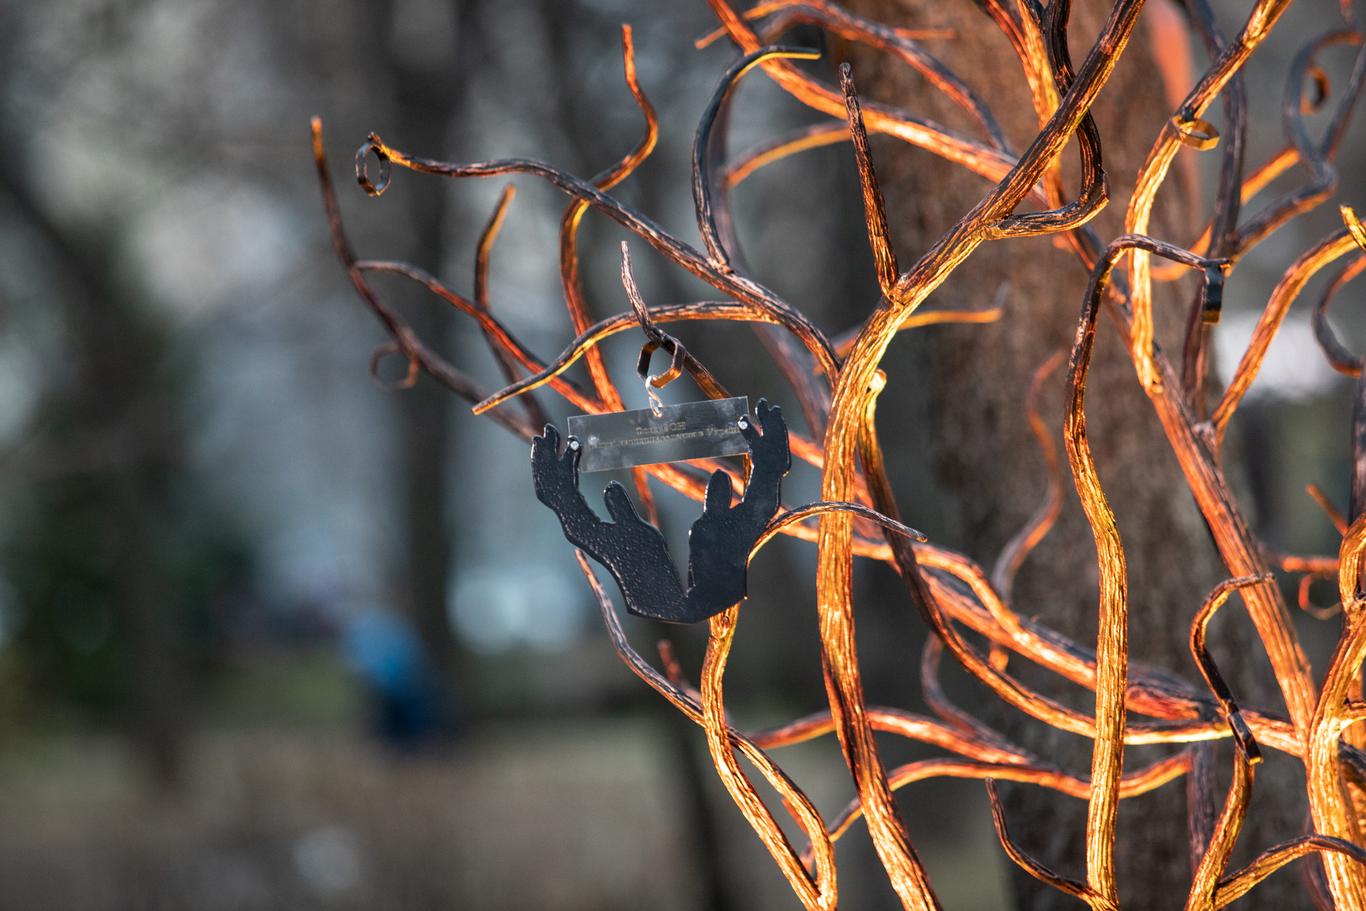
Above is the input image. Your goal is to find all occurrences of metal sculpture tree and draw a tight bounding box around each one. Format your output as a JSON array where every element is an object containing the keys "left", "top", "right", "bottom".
[{"left": 313, "top": 1, "right": 1366, "bottom": 907}]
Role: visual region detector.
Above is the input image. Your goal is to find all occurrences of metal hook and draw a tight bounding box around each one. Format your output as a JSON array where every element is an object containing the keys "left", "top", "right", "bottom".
[
  {"left": 621, "top": 240, "right": 688, "bottom": 415},
  {"left": 637, "top": 338, "right": 687, "bottom": 417}
]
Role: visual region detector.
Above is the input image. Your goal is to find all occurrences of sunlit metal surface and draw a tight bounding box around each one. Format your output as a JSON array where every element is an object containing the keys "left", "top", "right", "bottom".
[
  {"left": 314, "top": 0, "right": 1366, "bottom": 906},
  {"left": 568, "top": 397, "right": 750, "bottom": 473}
]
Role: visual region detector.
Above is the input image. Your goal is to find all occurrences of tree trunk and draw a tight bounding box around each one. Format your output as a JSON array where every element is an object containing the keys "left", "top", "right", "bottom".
[
  {"left": 360, "top": 0, "right": 477, "bottom": 697},
  {"left": 841, "top": 2, "right": 1301, "bottom": 907},
  {"left": 2, "top": 152, "right": 187, "bottom": 791}
]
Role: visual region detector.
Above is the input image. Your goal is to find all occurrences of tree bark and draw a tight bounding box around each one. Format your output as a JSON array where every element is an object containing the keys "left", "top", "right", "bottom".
[{"left": 841, "top": 2, "right": 1301, "bottom": 907}]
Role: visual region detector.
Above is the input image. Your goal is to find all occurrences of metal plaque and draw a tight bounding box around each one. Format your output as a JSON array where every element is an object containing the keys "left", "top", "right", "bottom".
[{"left": 568, "top": 396, "right": 751, "bottom": 472}]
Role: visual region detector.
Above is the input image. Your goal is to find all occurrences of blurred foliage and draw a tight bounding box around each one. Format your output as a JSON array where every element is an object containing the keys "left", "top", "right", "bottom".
[{"left": 5, "top": 468, "right": 254, "bottom": 719}]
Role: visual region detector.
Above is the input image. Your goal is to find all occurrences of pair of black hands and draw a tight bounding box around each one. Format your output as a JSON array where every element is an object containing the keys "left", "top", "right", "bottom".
[{"left": 531, "top": 400, "right": 790, "bottom": 624}]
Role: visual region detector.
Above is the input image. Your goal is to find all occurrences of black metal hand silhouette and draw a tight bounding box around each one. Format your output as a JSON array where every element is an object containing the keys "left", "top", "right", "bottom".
[{"left": 531, "top": 399, "right": 790, "bottom": 623}]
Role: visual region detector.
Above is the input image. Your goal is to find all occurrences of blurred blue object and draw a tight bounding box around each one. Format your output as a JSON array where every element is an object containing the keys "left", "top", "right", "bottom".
[{"left": 342, "top": 607, "right": 449, "bottom": 747}]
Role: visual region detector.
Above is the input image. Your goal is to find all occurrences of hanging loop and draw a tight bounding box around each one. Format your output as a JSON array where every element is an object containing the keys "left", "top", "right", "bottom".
[{"left": 637, "top": 337, "right": 688, "bottom": 417}]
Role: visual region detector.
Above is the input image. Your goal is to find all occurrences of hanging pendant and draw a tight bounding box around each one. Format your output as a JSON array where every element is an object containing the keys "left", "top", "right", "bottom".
[{"left": 530, "top": 399, "right": 790, "bottom": 624}]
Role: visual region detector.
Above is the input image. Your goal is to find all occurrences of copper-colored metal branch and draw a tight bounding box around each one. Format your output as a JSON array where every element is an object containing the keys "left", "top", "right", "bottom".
[
  {"left": 986, "top": 779, "right": 1116, "bottom": 910},
  {"left": 1186, "top": 576, "right": 1269, "bottom": 911},
  {"left": 1313, "top": 253, "right": 1366, "bottom": 378},
  {"left": 1148, "top": 144, "right": 1300, "bottom": 282},
  {"left": 700, "top": 607, "right": 836, "bottom": 910},
  {"left": 1229, "top": 30, "right": 1365, "bottom": 259},
  {"left": 697, "top": 0, "right": 954, "bottom": 48},
  {"left": 1309, "top": 483, "right": 1352, "bottom": 535},
  {"left": 720, "top": 1, "right": 1009, "bottom": 149},
  {"left": 1214, "top": 835, "right": 1366, "bottom": 907},
  {"left": 1305, "top": 514, "right": 1366, "bottom": 908},
  {"left": 355, "top": 134, "right": 841, "bottom": 378},
  {"left": 704, "top": 0, "right": 1022, "bottom": 186},
  {"left": 578, "top": 550, "right": 838, "bottom": 908},
  {"left": 1190, "top": 576, "right": 1268, "bottom": 761},
  {"left": 1178, "top": 0, "right": 1246, "bottom": 408},
  {"left": 723, "top": 123, "right": 851, "bottom": 188},
  {"left": 1065, "top": 230, "right": 1142, "bottom": 906},
  {"left": 1125, "top": 0, "right": 1293, "bottom": 393},
  {"left": 991, "top": 350, "right": 1065, "bottom": 600},
  {"left": 474, "top": 184, "right": 516, "bottom": 316},
  {"left": 838, "top": 64, "right": 899, "bottom": 296},
  {"left": 471, "top": 184, "right": 549, "bottom": 425},
  {"left": 694, "top": 46, "right": 821, "bottom": 274},
  {"left": 823, "top": 755, "right": 1191, "bottom": 877},
  {"left": 355, "top": 259, "right": 592, "bottom": 409},
  {"left": 831, "top": 296, "right": 1005, "bottom": 360},
  {"left": 919, "top": 635, "right": 1019, "bottom": 750},
  {"left": 311, "top": 118, "right": 536, "bottom": 441},
  {"left": 986, "top": 0, "right": 1109, "bottom": 241},
  {"left": 1213, "top": 228, "right": 1363, "bottom": 447}
]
